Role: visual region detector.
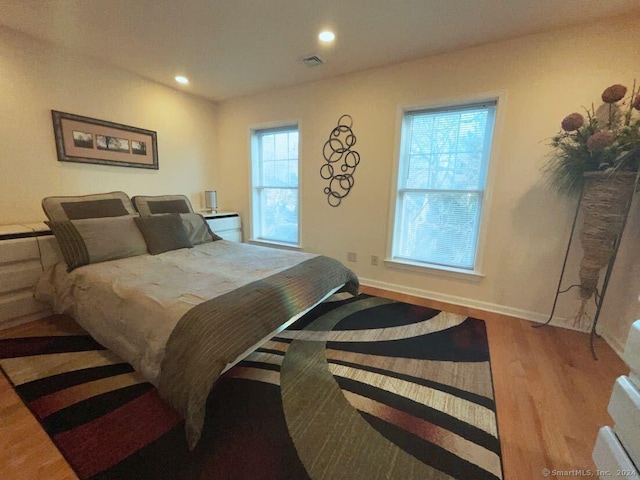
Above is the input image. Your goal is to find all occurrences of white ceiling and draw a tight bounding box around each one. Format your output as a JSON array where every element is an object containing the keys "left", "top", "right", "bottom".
[{"left": 1, "top": 0, "right": 639, "bottom": 101}]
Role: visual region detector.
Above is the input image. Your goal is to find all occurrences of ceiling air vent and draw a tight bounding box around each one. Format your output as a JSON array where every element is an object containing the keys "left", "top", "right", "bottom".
[{"left": 302, "top": 55, "right": 324, "bottom": 67}]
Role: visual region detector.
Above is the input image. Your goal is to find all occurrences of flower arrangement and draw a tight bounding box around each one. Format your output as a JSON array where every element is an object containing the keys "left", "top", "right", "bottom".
[{"left": 545, "top": 82, "right": 640, "bottom": 195}]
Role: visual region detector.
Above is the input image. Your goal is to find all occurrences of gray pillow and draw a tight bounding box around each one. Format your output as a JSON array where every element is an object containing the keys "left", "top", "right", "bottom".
[
  {"left": 46, "top": 216, "right": 148, "bottom": 271},
  {"left": 42, "top": 191, "right": 136, "bottom": 222},
  {"left": 180, "top": 213, "right": 222, "bottom": 245},
  {"left": 132, "top": 195, "right": 195, "bottom": 216},
  {"left": 134, "top": 214, "right": 193, "bottom": 255}
]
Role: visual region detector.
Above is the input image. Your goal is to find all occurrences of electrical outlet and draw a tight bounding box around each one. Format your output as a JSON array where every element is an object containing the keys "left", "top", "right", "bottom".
[
  {"left": 347, "top": 251, "right": 357, "bottom": 262},
  {"left": 371, "top": 255, "right": 379, "bottom": 266}
]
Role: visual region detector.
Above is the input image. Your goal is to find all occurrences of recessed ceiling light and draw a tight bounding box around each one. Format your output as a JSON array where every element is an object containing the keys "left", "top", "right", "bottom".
[
  {"left": 174, "top": 75, "right": 189, "bottom": 85},
  {"left": 318, "top": 31, "right": 335, "bottom": 43}
]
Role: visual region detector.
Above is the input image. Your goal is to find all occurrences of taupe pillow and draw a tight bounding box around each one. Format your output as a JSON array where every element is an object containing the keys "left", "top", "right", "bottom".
[
  {"left": 42, "top": 191, "right": 136, "bottom": 222},
  {"left": 180, "top": 213, "right": 222, "bottom": 245},
  {"left": 46, "top": 216, "right": 148, "bottom": 272},
  {"left": 134, "top": 214, "right": 193, "bottom": 255},
  {"left": 132, "top": 195, "right": 195, "bottom": 216}
]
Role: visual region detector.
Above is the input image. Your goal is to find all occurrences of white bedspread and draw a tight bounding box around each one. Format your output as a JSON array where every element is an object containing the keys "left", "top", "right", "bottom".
[{"left": 35, "top": 241, "right": 316, "bottom": 384}]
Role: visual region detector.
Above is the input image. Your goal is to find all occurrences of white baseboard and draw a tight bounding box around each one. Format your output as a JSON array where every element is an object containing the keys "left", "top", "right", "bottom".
[
  {"left": 601, "top": 330, "right": 626, "bottom": 358},
  {"left": 360, "top": 278, "right": 628, "bottom": 357},
  {"left": 358, "top": 277, "right": 589, "bottom": 331}
]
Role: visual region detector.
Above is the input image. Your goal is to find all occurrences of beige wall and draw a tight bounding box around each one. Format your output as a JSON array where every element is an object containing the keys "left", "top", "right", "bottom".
[
  {"left": 0, "top": 26, "right": 218, "bottom": 225},
  {"left": 217, "top": 16, "right": 640, "bottom": 352}
]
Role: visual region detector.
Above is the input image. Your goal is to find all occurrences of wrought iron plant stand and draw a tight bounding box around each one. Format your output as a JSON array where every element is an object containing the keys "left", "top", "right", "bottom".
[{"left": 536, "top": 171, "right": 639, "bottom": 360}]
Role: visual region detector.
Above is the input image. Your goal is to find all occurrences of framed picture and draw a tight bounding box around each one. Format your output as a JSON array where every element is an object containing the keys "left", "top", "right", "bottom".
[{"left": 51, "top": 110, "right": 158, "bottom": 170}]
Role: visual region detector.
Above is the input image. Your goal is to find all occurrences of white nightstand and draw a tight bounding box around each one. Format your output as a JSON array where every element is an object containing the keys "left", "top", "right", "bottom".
[{"left": 202, "top": 212, "right": 242, "bottom": 242}]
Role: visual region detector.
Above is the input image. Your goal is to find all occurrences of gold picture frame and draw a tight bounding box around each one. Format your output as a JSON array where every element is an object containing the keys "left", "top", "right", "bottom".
[{"left": 51, "top": 110, "right": 158, "bottom": 170}]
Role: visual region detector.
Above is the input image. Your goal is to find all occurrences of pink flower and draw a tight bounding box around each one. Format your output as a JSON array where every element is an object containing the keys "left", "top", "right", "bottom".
[
  {"left": 601, "top": 84, "right": 627, "bottom": 103},
  {"left": 561, "top": 112, "right": 584, "bottom": 132},
  {"left": 586, "top": 130, "right": 615, "bottom": 151},
  {"left": 633, "top": 95, "right": 640, "bottom": 110}
]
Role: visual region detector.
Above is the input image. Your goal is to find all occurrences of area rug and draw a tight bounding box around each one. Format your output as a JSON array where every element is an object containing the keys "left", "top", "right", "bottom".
[{"left": 0, "top": 294, "right": 503, "bottom": 480}]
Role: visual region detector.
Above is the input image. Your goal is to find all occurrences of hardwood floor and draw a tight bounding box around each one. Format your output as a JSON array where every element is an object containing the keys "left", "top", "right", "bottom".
[
  {"left": 0, "top": 288, "right": 629, "bottom": 480},
  {"left": 0, "top": 316, "right": 80, "bottom": 480}
]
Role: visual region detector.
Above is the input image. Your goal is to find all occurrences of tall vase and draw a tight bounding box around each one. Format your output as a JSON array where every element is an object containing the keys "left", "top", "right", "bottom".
[{"left": 578, "top": 171, "right": 636, "bottom": 300}]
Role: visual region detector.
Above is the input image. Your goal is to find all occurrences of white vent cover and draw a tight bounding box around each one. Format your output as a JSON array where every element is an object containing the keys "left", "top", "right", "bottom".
[{"left": 302, "top": 55, "right": 324, "bottom": 67}]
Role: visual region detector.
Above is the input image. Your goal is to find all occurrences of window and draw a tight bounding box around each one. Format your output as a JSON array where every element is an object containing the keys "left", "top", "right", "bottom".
[
  {"left": 391, "top": 101, "right": 496, "bottom": 271},
  {"left": 251, "top": 126, "right": 299, "bottom": 245}
]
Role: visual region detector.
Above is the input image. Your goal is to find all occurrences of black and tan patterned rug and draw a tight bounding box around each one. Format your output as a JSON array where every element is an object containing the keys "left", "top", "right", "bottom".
[{"left": 0, "top": 294, "right": 503, "bottom": 479}]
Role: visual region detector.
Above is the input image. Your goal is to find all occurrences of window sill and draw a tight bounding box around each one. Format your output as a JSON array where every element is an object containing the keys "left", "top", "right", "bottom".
[
  {"left": 384, "top": 258, "right": 484, "bottom": 282},
  {"left": 249, "top": 239, "right": 302, "bottom": 251}
]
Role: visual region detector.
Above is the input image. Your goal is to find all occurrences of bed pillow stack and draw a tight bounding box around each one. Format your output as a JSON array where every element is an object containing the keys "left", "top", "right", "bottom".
[
  {"left": 42, "top": 192, "right": 148, "bottom": 271},
  {"left": 43, "top": 192, "right": 220, "bottom": 272},
  {"left": 132, "top": 195, "right": 221, "bottom": 244}
]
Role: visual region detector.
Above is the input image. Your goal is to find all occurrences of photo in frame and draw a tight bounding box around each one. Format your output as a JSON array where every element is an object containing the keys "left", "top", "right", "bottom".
[{"left": 51, "top": 110, "right": 158, "bottom": 170}]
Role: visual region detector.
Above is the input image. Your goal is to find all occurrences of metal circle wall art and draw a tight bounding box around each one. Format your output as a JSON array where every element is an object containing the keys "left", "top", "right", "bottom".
[{"left": 320, "top": 114, "right": 360, "bottom": 207}]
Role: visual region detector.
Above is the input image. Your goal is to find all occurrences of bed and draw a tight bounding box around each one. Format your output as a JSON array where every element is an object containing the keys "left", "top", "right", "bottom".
[{"left": 34, "top": 192, "right": 359, "bottom": 449}]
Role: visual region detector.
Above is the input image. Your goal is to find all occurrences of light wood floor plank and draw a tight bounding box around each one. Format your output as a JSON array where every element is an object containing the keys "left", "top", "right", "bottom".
[{"left": 0, "top": 371, "right": 78, "bottom": 480}]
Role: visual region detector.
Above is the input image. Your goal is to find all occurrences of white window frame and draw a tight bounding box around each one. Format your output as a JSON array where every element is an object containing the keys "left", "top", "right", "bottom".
[
  {"left": 249, "top": 123, "right": 301, "bottom": 248},
  {"left": 385, "top": 92, "right": 505, "bottom": 279}
]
